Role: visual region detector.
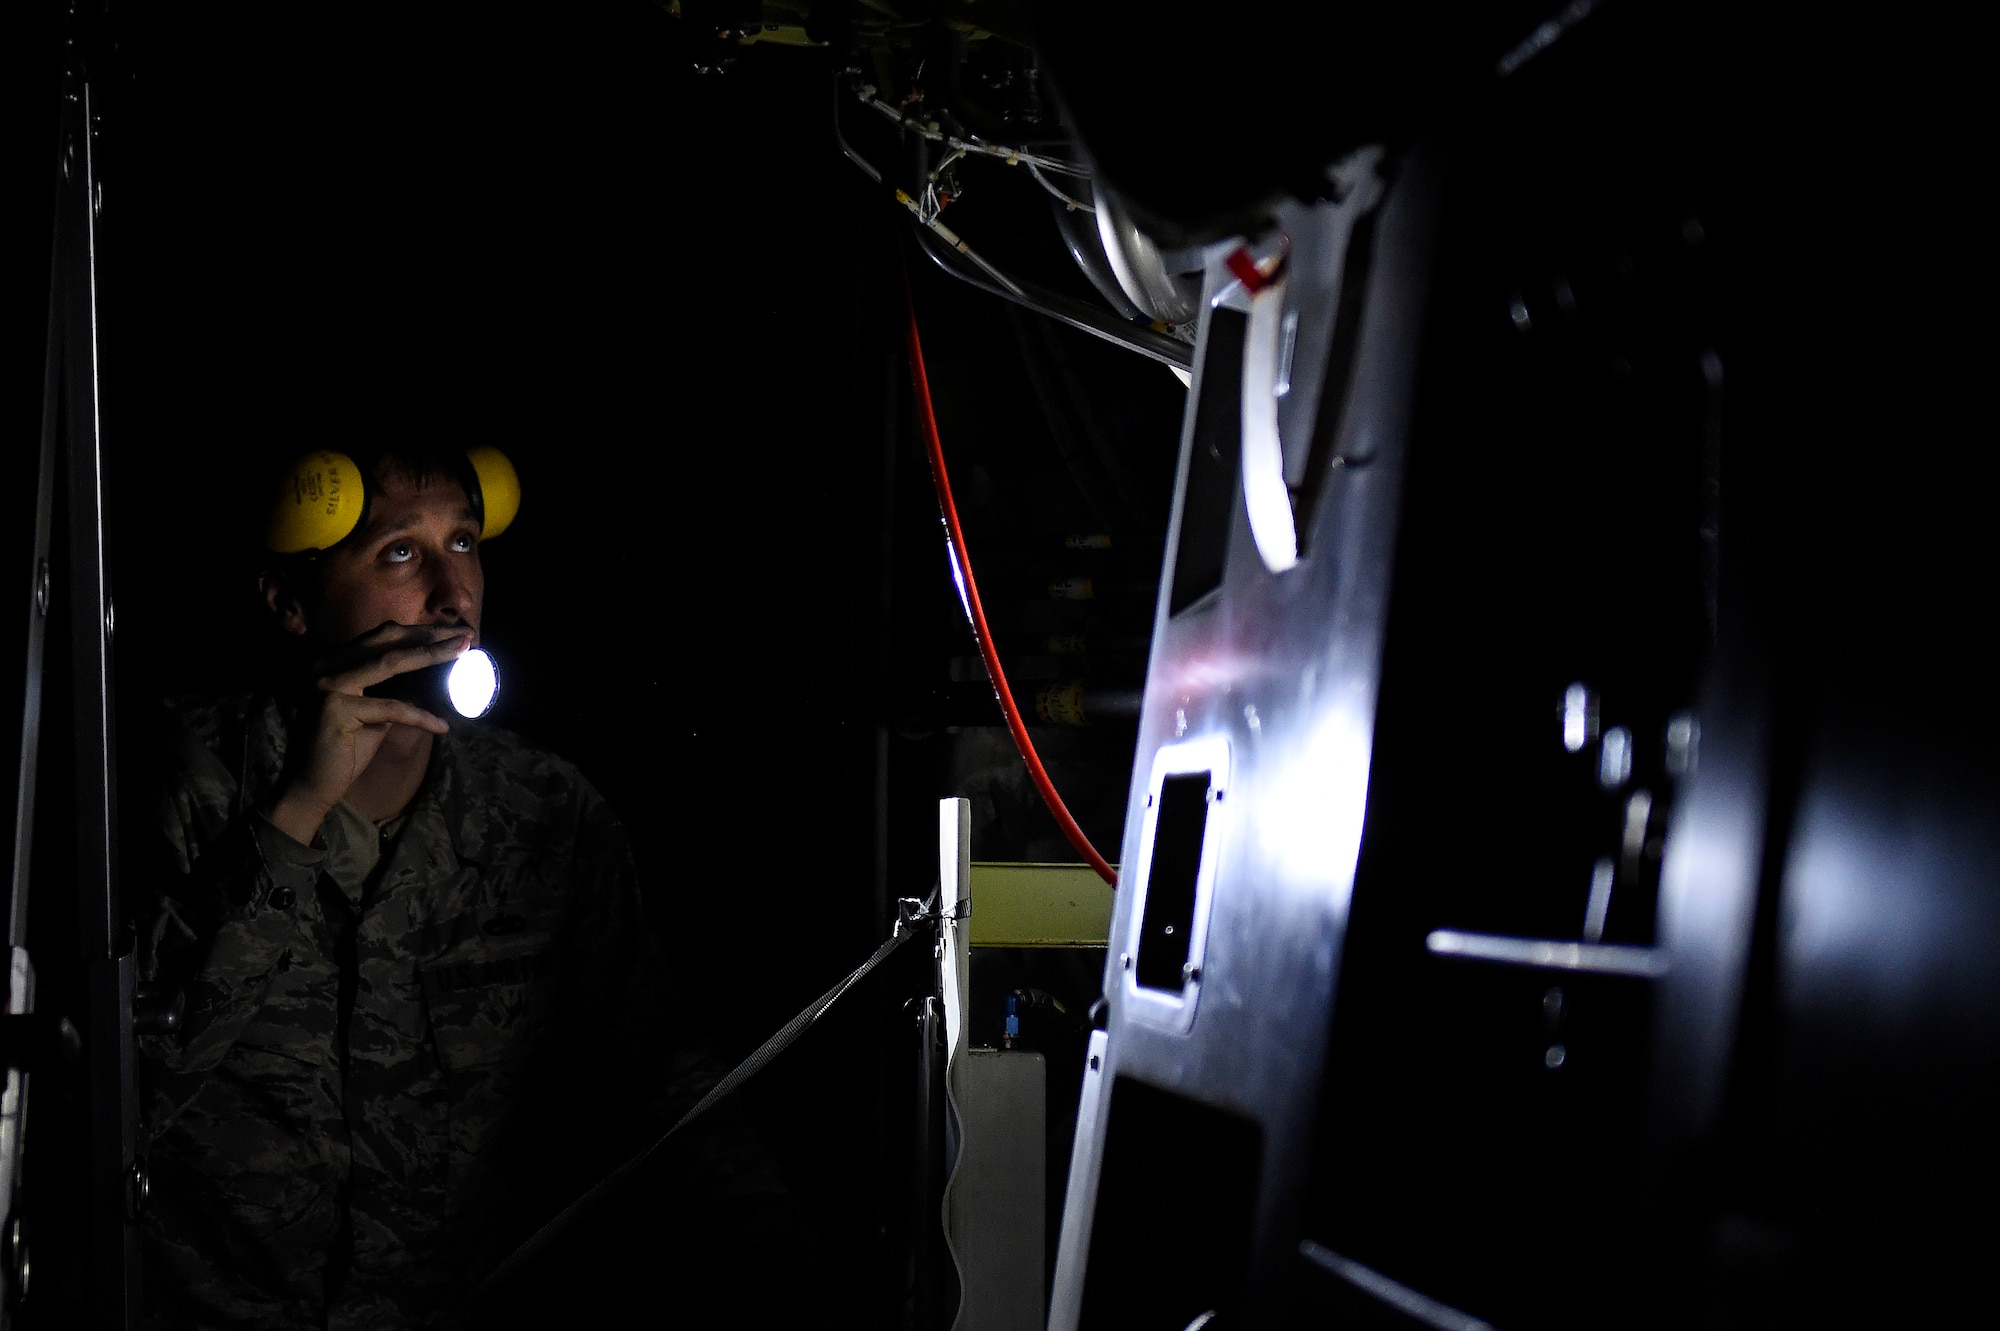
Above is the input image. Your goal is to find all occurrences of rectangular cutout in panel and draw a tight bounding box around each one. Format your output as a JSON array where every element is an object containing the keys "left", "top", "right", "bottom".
[
  {"left": 1136, "top": 772, "right": 1211, "bottom": 991},
  {"left": 1169, "top": 309, "right": 1246, "bottom": 616},
  {"left": 1079, "top": 1077, "right": 1264, "bottom": 1331}
]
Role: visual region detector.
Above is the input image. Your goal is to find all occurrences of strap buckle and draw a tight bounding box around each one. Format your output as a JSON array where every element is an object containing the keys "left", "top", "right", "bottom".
[{"left": 895, "top": 888, "right": 973, "bottom": 938}]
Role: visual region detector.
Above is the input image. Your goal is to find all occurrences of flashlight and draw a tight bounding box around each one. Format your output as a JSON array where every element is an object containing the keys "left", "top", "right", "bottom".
[
  {"left": 378, "top": 647, "right": 500, "bottom": 720},
  {"left": 446, "top": 648, "right": 499, "bottom": 718}
]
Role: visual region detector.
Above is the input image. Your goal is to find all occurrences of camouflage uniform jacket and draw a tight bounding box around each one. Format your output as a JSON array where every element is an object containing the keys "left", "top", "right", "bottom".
[{"left": 137, "top": 694, "right": 728, "bottom": 1329}]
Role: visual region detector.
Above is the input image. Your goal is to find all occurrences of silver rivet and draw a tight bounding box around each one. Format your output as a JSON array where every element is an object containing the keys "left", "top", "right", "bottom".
[
  {"left": 35, "top": 558, "right": 50, "bottom": 615},
  {"left": 1543, "top": 1043, "right": 1567, "bottom": 1070},
  {"left": 1182, "top": 963, "right": 1201, "bottom": 983},
  {"left": 104, "top": 598, "right": 116, "bottom": 642},
  {"left": 1120, "top": 953, "right": 1132, "bottom": 970}
]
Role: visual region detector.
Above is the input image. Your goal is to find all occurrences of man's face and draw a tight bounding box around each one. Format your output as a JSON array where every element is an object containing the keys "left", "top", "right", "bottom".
[{"left": 277, "top": 468, "right": 486, "bottom": 648}]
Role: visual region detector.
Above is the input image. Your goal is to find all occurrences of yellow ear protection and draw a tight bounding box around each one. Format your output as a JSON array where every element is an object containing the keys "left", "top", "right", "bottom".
[{"left": 264, "top": 446, "right": 521, "bottom": 554}]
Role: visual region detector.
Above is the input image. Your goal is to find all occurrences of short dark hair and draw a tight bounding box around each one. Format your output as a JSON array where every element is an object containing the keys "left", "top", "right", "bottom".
[{"left": 350, "top": 446, "right": 481, "bottom": 522}]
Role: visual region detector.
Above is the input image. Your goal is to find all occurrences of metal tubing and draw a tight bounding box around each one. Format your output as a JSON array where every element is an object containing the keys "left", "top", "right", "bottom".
[
  {"left": 1049, "top": 193, "right": 1144, "bottom": 323},
  {"left": 833, "top": 75, "right": 1191, "bottom": 371},
  {"left": 905, "top": 219, "right": 1192, "bottom": 370}
]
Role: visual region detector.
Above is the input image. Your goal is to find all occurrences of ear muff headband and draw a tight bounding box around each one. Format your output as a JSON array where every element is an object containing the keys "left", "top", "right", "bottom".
[
  {"left": 464, "top": 446, "right": 521, "bottom": 541},
  {"left": 266, "top": 450, "right": 366, "bottom": 555},
  {"left": 265, "top": 448, "right": 520, "bottom": 554}
]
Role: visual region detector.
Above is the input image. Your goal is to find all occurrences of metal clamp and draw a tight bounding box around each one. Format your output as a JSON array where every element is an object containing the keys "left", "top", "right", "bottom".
[{"left": 895, "top": 890, "right": 973, "bottom": 939}]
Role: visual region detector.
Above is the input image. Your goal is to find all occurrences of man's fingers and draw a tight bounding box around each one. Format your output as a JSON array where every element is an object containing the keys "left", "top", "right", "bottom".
[
  {"left": 319, "top": 632, "right": 473, "bottom": 693},
  {"left": 313, "top": 622, "right": 473, "bottom": 684},
  {"left": 331, "top": 695, "right": 450, "bottom": 735},
  {"left": 358, "top": 620, "right": 468, "bottom": 649}
]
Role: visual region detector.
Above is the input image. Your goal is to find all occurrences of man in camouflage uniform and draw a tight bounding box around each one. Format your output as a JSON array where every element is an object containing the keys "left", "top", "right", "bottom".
[{"left": 136, "top": 451, "right": 790, "bottom": 1327}]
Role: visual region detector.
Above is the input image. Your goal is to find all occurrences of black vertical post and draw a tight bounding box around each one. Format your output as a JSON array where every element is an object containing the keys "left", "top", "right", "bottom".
[
  {"left": 0, "top": 167, "right": 66, "bottom": 1331},
  {"left": 55, "top": 8, "right": 138, "bottom": 1327}
]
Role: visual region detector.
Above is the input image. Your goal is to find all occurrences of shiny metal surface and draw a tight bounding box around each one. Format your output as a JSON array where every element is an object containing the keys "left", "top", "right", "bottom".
[
  {"left": 1044, "top": 7, "right": 1994, "bottom": 1326},
  {"left": 1635, "top": 630, "right": 2000, "bottom": 1320},
  {"left": 1047, "top": 1029, "right": 1108, "bottom": 1321},
  {"left": 1050, "top": 184, "right": 1143, "bottom": 324},
  {"left": 944, "top": 1050, "right": 1047, "bottom": 1331},
  {"left": 1049, "top": 145, "right": 1438, "bottom": 1329},
  {"left": 1643, "top": 626, "right": 1769, "bottom": 1160},
  {"left": 1092, "top": 184, "right": 1200, "bottom": 327},
  {"left": 1238, "top": 150, "right": 1388, "bottom": 575},
  {"left": 1424, "top": 930, "right": 1668, "bottom": 979}
]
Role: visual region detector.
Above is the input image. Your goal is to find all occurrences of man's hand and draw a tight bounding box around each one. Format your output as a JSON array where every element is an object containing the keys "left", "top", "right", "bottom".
[{"left": 259, "top": 623, "right": 471, "bottom": 847}]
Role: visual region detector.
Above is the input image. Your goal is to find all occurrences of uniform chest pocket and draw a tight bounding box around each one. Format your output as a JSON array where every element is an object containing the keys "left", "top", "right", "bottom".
[{"left": 420, "top": 945, "right": 558, "bottom": 1073}]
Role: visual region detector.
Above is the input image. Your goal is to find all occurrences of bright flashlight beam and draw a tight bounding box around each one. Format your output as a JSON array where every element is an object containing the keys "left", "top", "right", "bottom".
[{"left": 448, "top": 648, "right": 499, "bottom": 718}]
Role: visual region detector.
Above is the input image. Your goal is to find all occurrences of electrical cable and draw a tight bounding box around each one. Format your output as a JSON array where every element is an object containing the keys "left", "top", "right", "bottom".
[
  {"left": 1028, "top": 161, "right": 1095, "bottom": 214},
  {"left": 900, "top": 265, "right": 1120, "bottom": 887},
  {"left": 857, "top": 86, "right": 1085, "bottom": 175},
  {"left": 903, "top": 217, "right": 1191, "bottom": 368},
  {"left": 834, "top": 73, "right": 1191, "bottom": 370},
  {"left": 894, "top": 186, "right": 1026, "bottom": 296}
]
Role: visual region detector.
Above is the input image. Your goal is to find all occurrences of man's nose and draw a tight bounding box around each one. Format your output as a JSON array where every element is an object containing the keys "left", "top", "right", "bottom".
[{"left": 427, "top": 561, "right": 475, "bottom": 622}]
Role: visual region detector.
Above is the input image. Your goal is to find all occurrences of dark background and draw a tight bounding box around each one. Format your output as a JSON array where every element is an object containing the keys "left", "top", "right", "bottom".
[
  {"left": 7, "top": 1, "right": 1182, "bottom": 1325},
  {"left": 8, "top": 2, "right": 1998, "bottom": 1328}
]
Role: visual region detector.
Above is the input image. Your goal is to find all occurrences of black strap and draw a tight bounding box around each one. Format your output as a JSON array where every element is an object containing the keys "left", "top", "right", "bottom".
[{"left": 467, "top": 894, "right": 939, "bottom": 1306}]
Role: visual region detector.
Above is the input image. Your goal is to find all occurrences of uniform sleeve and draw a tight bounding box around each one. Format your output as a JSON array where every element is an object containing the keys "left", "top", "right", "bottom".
[{"left": 136, "top": 711, "right": 319, "bottom": 1135}]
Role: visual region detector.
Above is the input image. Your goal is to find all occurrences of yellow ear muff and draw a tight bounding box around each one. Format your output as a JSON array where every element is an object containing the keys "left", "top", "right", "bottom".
[
  {"left": 465, "top": 445, "right": 520, "bottom": 541},
  {"left": 266, "top": 450, "right": 366, "bottom": 554}
]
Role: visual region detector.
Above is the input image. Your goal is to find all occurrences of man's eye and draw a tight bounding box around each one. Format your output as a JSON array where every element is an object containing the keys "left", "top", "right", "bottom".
[
  {"left": 385, "top": 543, "right": 415, "bottom": 563},
  {"left": 451, "top": 533, "right": 476, "bottom": 553}
]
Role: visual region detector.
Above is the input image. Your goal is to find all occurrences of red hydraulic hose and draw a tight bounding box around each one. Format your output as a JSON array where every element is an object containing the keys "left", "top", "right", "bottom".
[{"left": 901, "top": 286, "right": 1120, "bottom": 887}]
